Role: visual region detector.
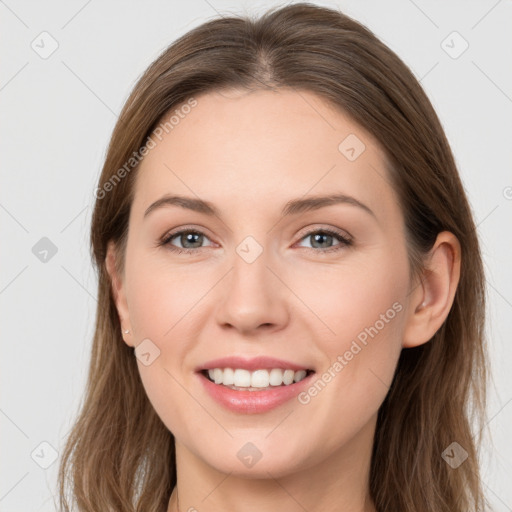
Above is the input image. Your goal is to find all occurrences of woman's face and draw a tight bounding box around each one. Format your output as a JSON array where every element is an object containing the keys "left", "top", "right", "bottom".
[{"left": 109, "top": 88, "right": 416, "bottom": 477}]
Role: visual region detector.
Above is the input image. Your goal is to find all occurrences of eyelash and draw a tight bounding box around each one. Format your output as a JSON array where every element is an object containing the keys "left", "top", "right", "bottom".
[{"left": 157, "top": 227, "right": 353, "bottom": 255}]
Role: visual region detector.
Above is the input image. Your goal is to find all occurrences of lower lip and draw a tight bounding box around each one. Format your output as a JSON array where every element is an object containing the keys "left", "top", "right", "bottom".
[{"left": 197, "top": 371, "right": 315, "bottom": 414}]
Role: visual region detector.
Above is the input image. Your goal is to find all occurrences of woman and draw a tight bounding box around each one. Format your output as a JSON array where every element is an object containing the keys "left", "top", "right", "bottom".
[{"left": 57, "top": 3, "right": 489, "bottom": 511}]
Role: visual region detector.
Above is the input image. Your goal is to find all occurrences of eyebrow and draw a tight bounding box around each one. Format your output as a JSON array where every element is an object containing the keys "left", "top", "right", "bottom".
[{"left": 143, "top": 193, "right": 376, "bottom": 220}]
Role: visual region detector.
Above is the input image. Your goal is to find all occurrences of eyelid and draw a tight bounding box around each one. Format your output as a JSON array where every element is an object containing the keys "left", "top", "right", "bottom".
[
  {"left": 158, "top": 225, "right": 217, "bottom": 248},
  {"left": 295, "top": 224, "right": 352, "bottom": 242},
  {"left": 292, "top": 226, "right": 352, "bottom": 253},
  {"left": 158, "top": 223, "right": 354, "bottom": 257}
]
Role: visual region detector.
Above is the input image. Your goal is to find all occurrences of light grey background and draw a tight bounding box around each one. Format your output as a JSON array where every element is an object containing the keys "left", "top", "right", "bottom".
[{"left": 1, "top": 1, "right": 511, "bottom": 510}]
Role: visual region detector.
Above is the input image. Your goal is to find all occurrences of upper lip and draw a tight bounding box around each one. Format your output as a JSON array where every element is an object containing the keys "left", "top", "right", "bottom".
[{"left": 197, "top": 356, "right": 313, "bottom": 372}]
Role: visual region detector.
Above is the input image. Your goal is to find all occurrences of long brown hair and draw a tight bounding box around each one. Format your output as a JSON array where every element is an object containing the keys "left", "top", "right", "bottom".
[{"left": 56, "top": 3, "right": 490, "bottom": 511}]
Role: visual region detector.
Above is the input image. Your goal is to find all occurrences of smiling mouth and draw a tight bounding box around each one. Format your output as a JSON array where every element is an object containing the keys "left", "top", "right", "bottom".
[{"left": 200, "top": 368, "right": 315, "bottom": 391}]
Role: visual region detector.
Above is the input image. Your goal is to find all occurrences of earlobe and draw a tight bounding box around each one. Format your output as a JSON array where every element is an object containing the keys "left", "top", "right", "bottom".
[
  {"left": 105, "top": 241, "right": 133, "bottom": 347},
  {"left": 402, "top": 231, "right": 461, "bottom": 348}
]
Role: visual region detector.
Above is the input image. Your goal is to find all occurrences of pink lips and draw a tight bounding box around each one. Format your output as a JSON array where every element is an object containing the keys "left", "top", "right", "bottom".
[
  {"left": 197, "top": 355, "right": 312, "bottom": 372},
  {"left": 195, "top": 356, "right": 315, "bottom": 414}
]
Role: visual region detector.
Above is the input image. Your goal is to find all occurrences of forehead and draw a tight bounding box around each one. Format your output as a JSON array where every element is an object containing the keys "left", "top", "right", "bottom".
[{"left": 132, "top": 88, "right": 400, "bottom": 227}]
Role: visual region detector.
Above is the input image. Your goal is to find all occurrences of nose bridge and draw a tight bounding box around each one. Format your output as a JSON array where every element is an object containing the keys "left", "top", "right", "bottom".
[
  {"left": 232, "top": 234, "right": 271, "bottom": 291},
  {"left": 215, "top": 233, "right": 289, "bottom": 332}
]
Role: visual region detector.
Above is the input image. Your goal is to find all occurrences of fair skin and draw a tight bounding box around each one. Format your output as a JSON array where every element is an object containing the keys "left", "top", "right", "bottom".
[{"left": 105, "top": 88, "right": 461, "bottom": 512}]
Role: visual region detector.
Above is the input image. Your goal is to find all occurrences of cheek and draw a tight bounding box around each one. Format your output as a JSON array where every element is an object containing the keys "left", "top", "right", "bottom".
[
  {"left": 293, "top": 251, "right": 407, "bottom": 414},
  {"left": 296, "top": 307, "right": 404, "bottom": 453},
  {"left": 124, "top": 256, "right": 213, "bottom": 431},
  {"left": 126, "top": 253, "right": 210, "bottom": 339},
  {"left": 287, "top": 248, "right": 408, "bottom": 344}
]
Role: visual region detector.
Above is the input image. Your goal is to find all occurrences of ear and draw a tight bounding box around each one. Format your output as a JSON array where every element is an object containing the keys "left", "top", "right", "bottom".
[
  {"left": 105, "top": 241, "right": 133, "bottom": 347},
  {"left": 402, "top": 231, "right": 461, "bottom": 348}
]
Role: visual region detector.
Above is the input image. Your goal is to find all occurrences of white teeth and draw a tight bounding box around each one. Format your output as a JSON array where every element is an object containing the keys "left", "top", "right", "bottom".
[
  {"left": 251, "top": 370, "right": 269, "bottom": 388},
  {"left": 213, "top": 368, "right": 223, "bottom": 385},
  {"left": 204, "top": 367, "right": 311, "bottom": 388},
  {"left": 282, "top": 369, "right": 295, "bottom": 385},
  {"left": 222, "top": 367, "right": 234, "bottom": 385},
  {"left": 269, "top": 368, "right": 283, "bottom": 386},
  {"left": 233, "top": 369, "right": 251, "bottom": 387},
  {"left": 293, "top": 370, "right": 307, "bottom": 382}
]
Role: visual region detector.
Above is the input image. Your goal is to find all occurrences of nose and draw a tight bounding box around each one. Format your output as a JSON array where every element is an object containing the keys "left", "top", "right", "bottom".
[{"left": 214, "top": 244, "right": 290, "bottom": 335}]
